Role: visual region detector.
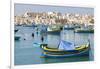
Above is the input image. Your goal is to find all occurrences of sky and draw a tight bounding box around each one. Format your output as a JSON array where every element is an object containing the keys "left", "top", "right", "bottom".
[{"left": 14, "top": 3, "right": 94, "bottom": 16}]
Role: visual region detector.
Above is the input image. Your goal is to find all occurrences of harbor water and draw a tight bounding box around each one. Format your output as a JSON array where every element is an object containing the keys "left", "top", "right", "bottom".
[{"left": 14, "top": 25, "right": 94, "bottom": 65}]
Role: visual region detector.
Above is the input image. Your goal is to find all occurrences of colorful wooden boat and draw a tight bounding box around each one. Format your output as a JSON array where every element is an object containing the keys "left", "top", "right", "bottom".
[
  {"left": 40, "top": 40, "right": 90, "bottom": 58},
  {"left": 43, "top": 49, "right": 89, "bottom": 58}
]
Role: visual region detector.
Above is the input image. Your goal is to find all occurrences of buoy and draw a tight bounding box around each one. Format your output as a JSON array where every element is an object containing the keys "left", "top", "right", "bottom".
[
  {"left": 24, "top": 38, "right": 26, "bottom": 40},
  {"left": 32, "top": 33, "right": 34, "bottom": 37},
  {"left": 41, "top": 36, "right": 44, "bottom": 42}
]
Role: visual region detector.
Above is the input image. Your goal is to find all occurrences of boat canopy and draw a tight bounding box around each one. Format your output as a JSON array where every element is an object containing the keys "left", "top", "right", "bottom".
[{"left": 58, "top": 40, "right": 75, "bottom": 50}]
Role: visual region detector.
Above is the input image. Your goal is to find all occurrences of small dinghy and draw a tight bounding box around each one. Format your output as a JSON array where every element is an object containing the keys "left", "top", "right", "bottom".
[
  {"left": 14, "top": 29, "right": 19, "bottom": 33},
  {"left": 15, "top": 35, "right": 21, "bottom": 41}
]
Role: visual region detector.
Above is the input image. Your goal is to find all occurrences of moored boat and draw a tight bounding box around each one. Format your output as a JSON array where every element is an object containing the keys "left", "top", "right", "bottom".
[
  {"left": 40, "top": 40, "right": 90, "bottom": 58},
  {"left": 47, "top": 25, "right": 61, "bottom": 34},
  {"left": 43, "top": 49, "right": 89, "bottom": 58},
  {"left": 14, "top": 29, "right": 19, "bottom": 33},
  {"left": 75, "top": 29, "right": 94, "bottom": 33},
  {"left": 15, "top": 35, "right": 21, "bottom": 40},
  {"left": 75, "top": 24, "right": 94, "bottom": 33}
]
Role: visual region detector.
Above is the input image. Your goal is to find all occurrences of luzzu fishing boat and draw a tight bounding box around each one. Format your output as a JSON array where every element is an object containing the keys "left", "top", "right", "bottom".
[{"left": 40, "top": 40, "right": 90, "bottom": 58}]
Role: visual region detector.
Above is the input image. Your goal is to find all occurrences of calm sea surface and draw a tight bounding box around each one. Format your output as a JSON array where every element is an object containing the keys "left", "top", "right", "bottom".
[{"left": 14, "top": 26, "right": 94, "bottom": 65}]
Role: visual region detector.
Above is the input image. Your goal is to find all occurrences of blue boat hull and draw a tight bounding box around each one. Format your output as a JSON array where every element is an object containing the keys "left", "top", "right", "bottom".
[{"left": 43, "top": 49, "right": 89, "bottom": 58}]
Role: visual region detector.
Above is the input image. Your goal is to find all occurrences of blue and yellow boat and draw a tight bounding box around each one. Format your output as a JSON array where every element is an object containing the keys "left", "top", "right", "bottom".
[{"left": 40, "top": 40, "right": 90, "bottom": 58}]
